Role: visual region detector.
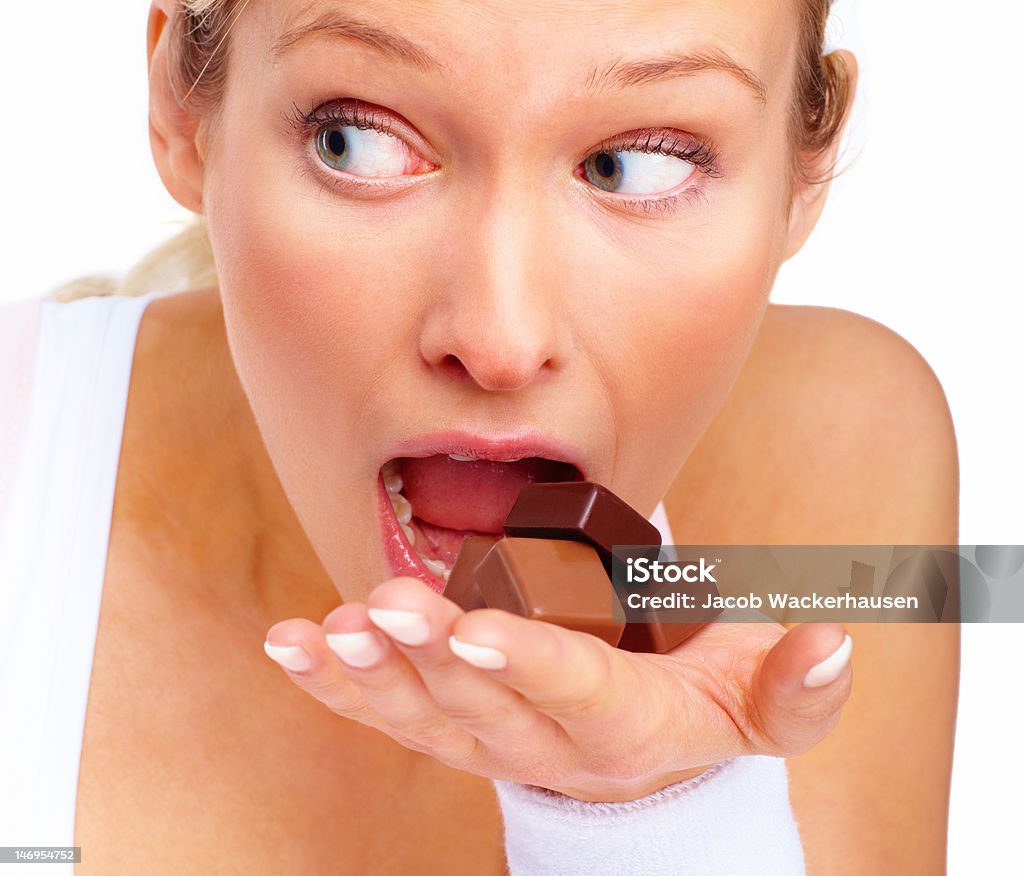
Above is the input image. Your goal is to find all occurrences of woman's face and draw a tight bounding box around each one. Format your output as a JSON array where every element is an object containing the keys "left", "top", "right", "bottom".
[{"left": 199, "top": 0, "right": 805, "bottom": 599}]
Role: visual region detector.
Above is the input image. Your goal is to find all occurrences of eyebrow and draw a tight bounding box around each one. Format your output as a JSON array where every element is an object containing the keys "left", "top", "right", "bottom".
[
  {"left": 272, "top": 10, "right": 444, "bottom": 73},
  {"left": 272, "top": 11, "right": 767, "bottom": 104},
  {"left": 585, "top": 50, "right": 768, "bottom": 105}
]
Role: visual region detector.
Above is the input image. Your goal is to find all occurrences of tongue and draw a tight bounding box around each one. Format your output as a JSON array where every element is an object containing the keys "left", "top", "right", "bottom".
[
  {"left": 408, "top": 517, "right": 478, "bottom": 565},
  {"left": 400, "top": 455, "right": 578, "bottom": 533}
]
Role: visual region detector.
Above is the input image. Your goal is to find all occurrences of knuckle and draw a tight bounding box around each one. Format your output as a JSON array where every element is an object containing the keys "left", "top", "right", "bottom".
[
  {"left": 443, "top": 730, "right": 484, "bottom": 766},
  {"left": 751, "top": 727, "right": 790, "bottom": 758},
  {"left": 443, "top": 698, "right": 517, "bottom": 730},
  {"left": 303, "top": 673, "right": 364, "bottom": 710},
  {"left": 299, "top": 671, "right": 338, "bottom": 698},
  {"left": 693, "top": 654, "right": 756, "bottom": 740},
  {"left": 746, "top": 693, "right": 789, "bottom": 755},
  {"left": 404, "top": 712, "right": 456, "bottom": 744},
  {"left": 541, "top": 642, "right": 612, "bottom": 717},
  {"left": 397, "top": 716, "right": 479, "bottom": 764},
  {"left": 389, "top": 731, "right": 431, "bottom": 754},
  {"left": 328, "top": 695, "right": 378, "bottom": 725}
]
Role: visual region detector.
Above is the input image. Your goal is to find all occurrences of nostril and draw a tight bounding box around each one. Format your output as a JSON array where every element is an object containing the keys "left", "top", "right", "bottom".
[
  {"left": 434, "top": 350, "right": 551, "bottom": 392},
  {"left": 437, "top": 353, "right": 472, "bottom": 382}
]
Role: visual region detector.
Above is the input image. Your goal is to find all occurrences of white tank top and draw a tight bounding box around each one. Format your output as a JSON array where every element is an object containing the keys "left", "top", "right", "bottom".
[
  {"left": 0, "top": 290, "right": 677, "bottom": 862},
  {"left": 0, "top": 290, "right": 166, "bottom": 861}
]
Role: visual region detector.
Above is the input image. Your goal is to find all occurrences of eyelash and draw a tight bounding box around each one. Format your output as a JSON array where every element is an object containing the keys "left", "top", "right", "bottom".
[
  {"left": 285, "top": 99, "right": 722, "bottom": 214},
  {"left": 288, "top": 100, "right": 397, "bottom": 141},
  {"left": 589, "top": 129, "right": 721, "bottom": 214}
]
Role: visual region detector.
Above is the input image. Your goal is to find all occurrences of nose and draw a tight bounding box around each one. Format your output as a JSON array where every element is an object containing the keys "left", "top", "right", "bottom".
[{"left": 418, "top": 190, "right": 572, "bottom": 392}]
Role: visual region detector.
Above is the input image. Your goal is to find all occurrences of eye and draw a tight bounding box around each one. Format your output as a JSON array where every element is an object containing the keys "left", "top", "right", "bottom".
[
  {"left": 582, "top": 148, "right": 696, "bottom": 195},
  {"left": 290, "top": 100, "right": 435, "bottom": 180},
  {"left": 315, "top": 122, "right": 423, "bottom": 179}
]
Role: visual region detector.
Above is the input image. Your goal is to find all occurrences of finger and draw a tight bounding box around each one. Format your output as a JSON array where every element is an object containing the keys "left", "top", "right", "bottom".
[
  {"left": 263, "top": 616, "right": 387, "bottom": 730},
  {"left": 748, "top": 622, "right": 854, "bottom": 756},
  {"left": 447, "top": 606, "right": 647, "bottom": 736},
  {"left": 313, "top": 599, "right": 484, "bottom": 760},
  {"left": 358, "top": 579, "right": 567, "bottom": 756}
]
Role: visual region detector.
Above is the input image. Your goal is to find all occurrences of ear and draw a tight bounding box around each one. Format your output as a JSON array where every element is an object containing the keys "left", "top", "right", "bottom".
[
  {"left": 148, "top": 0, "right": 206, "bottom": 214},
  {"left": 782, "top": 49, "right": 859, "bottom": 261}
]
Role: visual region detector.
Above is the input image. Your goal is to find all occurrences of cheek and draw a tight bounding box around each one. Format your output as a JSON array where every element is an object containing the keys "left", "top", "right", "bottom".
[
  {"left": 201, "top": 145, "right": 444, "bottom": 595},
  {"left": 201, "top": 92, "right": 789, "bottom": 532},
  {"left": 204, "top": 157, "right": 406, "bottom": 458},
  {"left": 586, "top": 198, "right": 782, "bottom": 502}
]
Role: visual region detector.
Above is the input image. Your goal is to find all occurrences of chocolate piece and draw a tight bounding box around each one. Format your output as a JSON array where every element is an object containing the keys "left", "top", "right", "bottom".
[
  {"left": 443, "top": 535, "right": 499, "bottom": 611},
  {"left": 503, "top": 482, "right": 661, "bottom": 577},
  {"left": 617, "top": 621, "right": 706, "bottom": 653},
  {"left": 445, "top": 482, "right": 714, "bottom": 654},
  {"left": 616, "top": 556, "right": 723, "bottom": 653},
  {"left": 473, "top": 537, "right": 625, "bottom": 647}
]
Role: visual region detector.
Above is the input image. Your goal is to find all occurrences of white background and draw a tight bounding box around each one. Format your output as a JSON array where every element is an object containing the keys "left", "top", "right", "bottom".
[{"left": 1, "top": 2, "right": 1021, "bottom": 870}]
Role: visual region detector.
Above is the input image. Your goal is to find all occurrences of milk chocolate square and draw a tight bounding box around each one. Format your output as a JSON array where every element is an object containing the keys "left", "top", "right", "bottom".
[
  {"left": 443, "top": 535, "right": 499, "bottom": 611},
  {"left": 616, "top": 621, "right": 706, "bottom": 653},
  {"left": 444, "top": 482, "right": 714, "bottom": 653},
  {"left": 473, "top": 537, "right": 625, "bottom": 647}
]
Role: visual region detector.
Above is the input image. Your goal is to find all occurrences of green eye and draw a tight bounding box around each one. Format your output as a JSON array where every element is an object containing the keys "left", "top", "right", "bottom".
[
  {"left": 583, "top": 148, "right": 696, "bottom": 195},
  {"left": 584, "top": 151, "right": 623, "bottom": 191},
  {"left": 317, "top": 127, "right": 350, "bottom": 169},
  {"left": 313, "top": 122, "right": 419, "bottom": 178}
]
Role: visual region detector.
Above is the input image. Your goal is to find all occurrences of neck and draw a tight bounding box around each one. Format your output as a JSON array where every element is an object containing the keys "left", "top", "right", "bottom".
[{"left": 122, "top": 286, "right": 340, "bottom": 626}]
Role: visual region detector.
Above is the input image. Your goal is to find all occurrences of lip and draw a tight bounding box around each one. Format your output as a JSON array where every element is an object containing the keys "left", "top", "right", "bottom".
[
  {"left": 375, "top": 429, "right": 593, "bottom": 592},
  {"left": 378, "top": 428, "right": 592, "bottom": 480},
  {"left": 378, "top": 474, "right": 445, "bottom": 591}
]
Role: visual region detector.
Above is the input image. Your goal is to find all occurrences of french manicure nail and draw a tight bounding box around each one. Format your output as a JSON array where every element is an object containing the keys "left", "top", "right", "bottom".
[
  {"left": 803, "top": 634, "right": 853, "bottom": 688},
  {"left": 449, "top": 636, "right": 508, "bottom": 670},
  {"left": 326, "top": 631, "right": 384, "bottom": 668},
  {"left": 264, "top": 641, "right": 313, "bottom": 673},
  {"left": 367, "top": 608, "right": 431, "bottom": 646}
]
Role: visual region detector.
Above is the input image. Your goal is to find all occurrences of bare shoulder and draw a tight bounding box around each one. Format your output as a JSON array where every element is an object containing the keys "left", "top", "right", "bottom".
[
  {"left": 666, "top": 304, "right": 960, "bottom": 873},
  {"left": 665, "top": 302, "right": 959, "bottom": 544}
]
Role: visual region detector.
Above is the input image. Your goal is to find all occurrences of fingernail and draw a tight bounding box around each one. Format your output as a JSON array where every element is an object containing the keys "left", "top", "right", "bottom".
[
  {"left": 326, "top": 631, "right": 384, "bottom": 668},
  {"left": 803, "top": 634, "right": 853, "bottom": 688},
  {"left": 449, "top": 636, "right": 508, "bottom": 670},
  {"left": 367, "top": 608, "right": 431, "bottom": 646},
  {"left": 264, "top": 641, "right": 313, "bottom": 673}
]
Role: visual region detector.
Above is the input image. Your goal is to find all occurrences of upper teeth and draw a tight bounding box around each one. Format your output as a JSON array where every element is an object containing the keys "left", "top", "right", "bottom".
[
  {"left": 382, "top": 460, "right": 403, "bottom": 495},
  {"left": 449, "top": 453, "right": 524, "bottom": 463}
]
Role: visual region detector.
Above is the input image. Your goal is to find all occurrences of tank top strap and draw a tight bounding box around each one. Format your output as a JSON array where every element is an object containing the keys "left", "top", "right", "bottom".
[
  {"left": 0, "top": 295, "right": 44, "bottom": 537},
  {"left": 0, "top": 290, "right": 165, "bottom": 852}
]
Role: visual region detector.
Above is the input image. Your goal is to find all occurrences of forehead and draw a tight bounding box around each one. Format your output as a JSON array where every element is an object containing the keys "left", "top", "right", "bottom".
[{"left": 251, "top": 0, "right": 800, "bottom": 104}]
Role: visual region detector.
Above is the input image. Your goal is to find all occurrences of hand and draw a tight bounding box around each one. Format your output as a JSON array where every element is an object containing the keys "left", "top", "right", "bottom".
[{"left": 263, "top": 577, "right": 853, "bottom": 803}]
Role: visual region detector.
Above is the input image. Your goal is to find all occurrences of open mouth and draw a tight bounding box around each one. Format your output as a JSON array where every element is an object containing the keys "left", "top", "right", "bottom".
[{"left": 377, "top": 454, "right": 582, "bottom": 592}]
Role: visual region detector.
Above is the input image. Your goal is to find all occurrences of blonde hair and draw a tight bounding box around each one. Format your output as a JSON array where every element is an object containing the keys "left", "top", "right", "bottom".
[
  {"left": 49, "top": 215, "right": 218, "bottom": 303},
  {"left": 51, "top": 0, "right": 245, "bottom": 303},
  {"left": 53, "top": 0, "right": 851, "bottom": 304}
]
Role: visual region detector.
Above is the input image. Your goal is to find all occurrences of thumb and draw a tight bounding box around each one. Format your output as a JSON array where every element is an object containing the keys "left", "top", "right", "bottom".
[{"left": 750, "top": 623, "right": 854, "bottom": 756}]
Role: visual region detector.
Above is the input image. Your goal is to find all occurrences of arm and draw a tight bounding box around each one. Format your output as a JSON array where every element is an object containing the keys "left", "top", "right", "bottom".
[
  {"left": 666, "top": 305, "right": 960, "bottom": 872},
  {"left": 789, "top": 623, "right": 957, "bottom": 873},
  {"left": 785, "top": 322, "right": 960, "bottom": 873}
]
